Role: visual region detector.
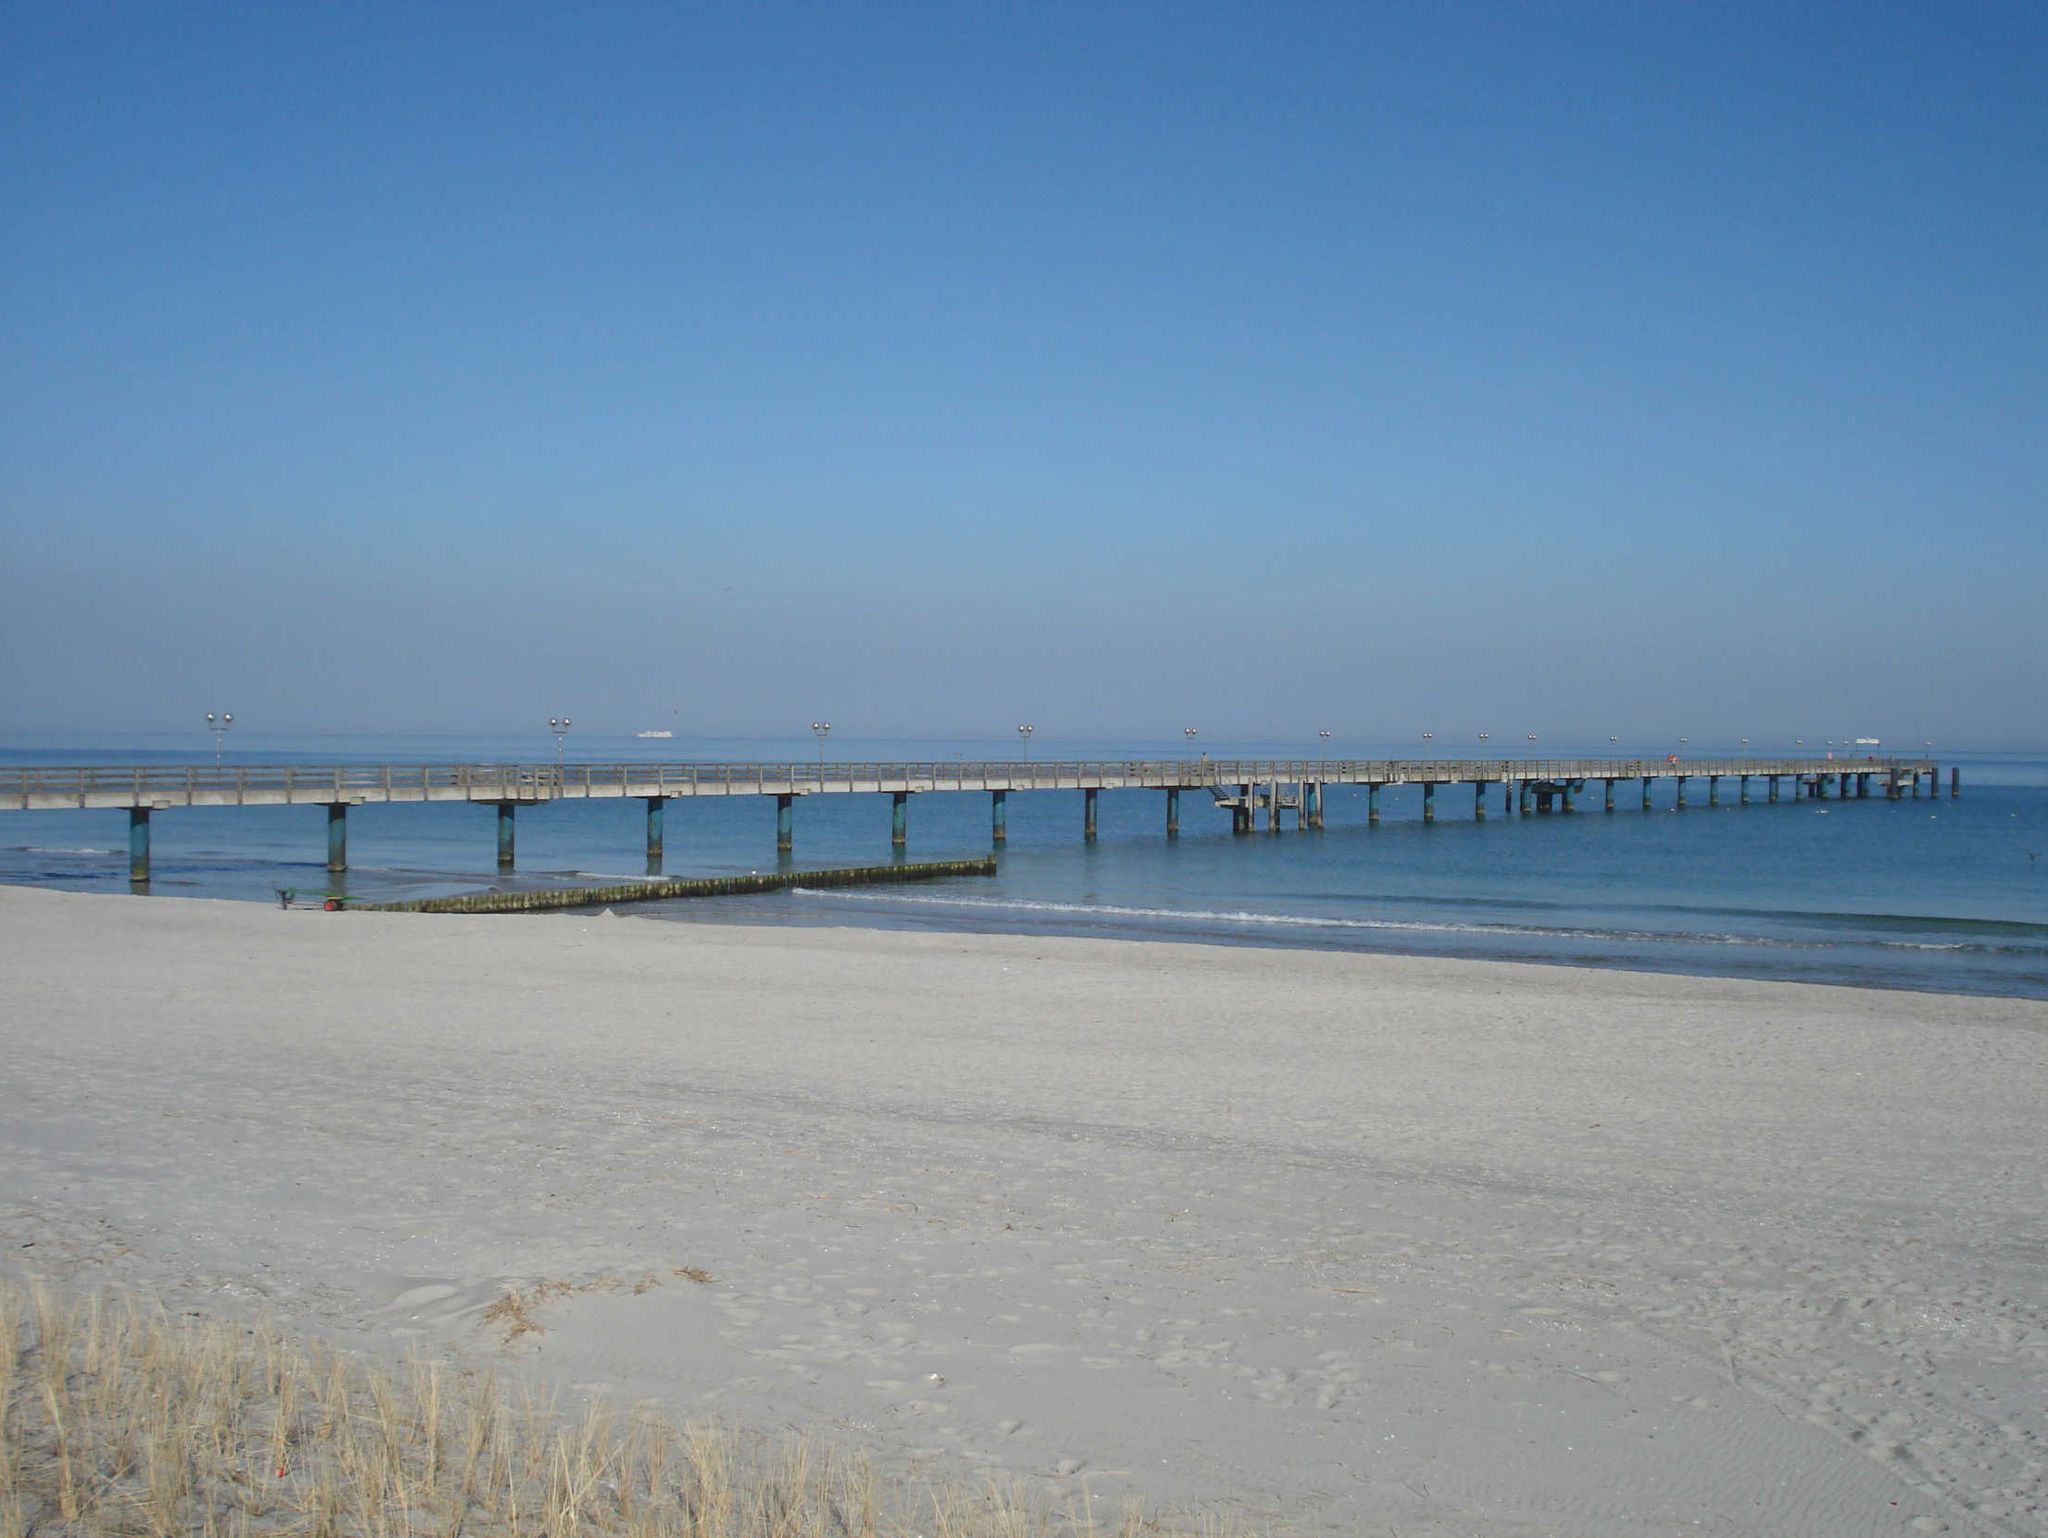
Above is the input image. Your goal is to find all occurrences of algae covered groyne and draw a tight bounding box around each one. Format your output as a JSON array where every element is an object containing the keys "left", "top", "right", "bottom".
[{"left": 358, "top": 855, "right": 998, "bottom": 915}]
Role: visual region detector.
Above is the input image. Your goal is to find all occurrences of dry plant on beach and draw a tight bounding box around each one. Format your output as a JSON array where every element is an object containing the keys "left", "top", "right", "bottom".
[{"left": 0, "top": 1278, "right": 1234, "bottom": 1538}]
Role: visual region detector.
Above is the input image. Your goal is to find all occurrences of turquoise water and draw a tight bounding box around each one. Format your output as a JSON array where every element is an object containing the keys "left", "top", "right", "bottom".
[{"left": 4, "top": 733, "right": 2046, "bottom": 999}]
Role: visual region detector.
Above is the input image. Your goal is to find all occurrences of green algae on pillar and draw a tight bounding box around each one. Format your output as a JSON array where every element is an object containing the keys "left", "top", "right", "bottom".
[
  {"left": 1422, "top": 782, "right": 1435, "bottom": 823},
  {"left": 1675, "top": 777, "right": 1688, "bottom": 810},
  {"left": 1708, "top": 776, "right": 1720, "bottom": 807},
  {"left": 1603, "top": 779, "right": 1615, "bottom": 813},
  {"left": 326, "top": 802, "right": 348, "bottom": 873},
  {"left": 129, "top": 805, "right": 150, "bottom": 885},
  {"left": 1368, "top": 784, "right": 1381, "bottom": 825},
  {"left": 1084, "top": 786, "right": 1099, "bottom": 841},
  {"left": 1166, "top": 785, "right": 1180, "bottom": 837},
  {"left": 992, "top": 789, "right": 1007, "bottom": 844},
  {"left": 644, "top": 797, "right": 665, "bottom": 867},
  {"left": 496, "top": 801, "right": 516, "bottom": 869},
  {"left": 776, "top": 793, "right": 794, "bottom": 852},
  {"left": 1474, "top": 781, "right": 1487, "bottom": 820},
  {"left": 892, "top": 790, "right": 909, "bottom": 847}
]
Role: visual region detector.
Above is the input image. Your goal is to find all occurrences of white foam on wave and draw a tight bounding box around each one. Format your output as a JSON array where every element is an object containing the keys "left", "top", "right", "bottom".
[
  {"left": 20, "top": 846, "right": 118, "bottom": 856},
  {"left": 790, "top": 888, "right": 1816, "bottom": 950}
]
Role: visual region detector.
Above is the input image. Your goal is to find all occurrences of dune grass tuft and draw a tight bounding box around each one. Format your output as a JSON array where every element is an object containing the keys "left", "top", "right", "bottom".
[{"left": 0, "top": 1277, "right": 1238, "bottom": 1537}]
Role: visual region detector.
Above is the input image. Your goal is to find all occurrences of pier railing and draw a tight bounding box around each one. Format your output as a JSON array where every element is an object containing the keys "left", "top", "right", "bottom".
[{"left": 3, "top": 755, "right": 1930, "bottom": 811}]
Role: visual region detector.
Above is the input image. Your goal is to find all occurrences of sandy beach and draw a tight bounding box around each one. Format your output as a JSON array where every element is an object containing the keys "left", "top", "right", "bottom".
[{"left": 2, "top": 883, "right": 2044, "bottom": 1537}]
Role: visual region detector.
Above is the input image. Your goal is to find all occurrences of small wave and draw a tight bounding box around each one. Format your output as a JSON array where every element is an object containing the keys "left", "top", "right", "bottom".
[
  {"left": 789, "top": 889, "right": 1840, "bottom": 951},
  {"left": 19, "top": 846, "right": 118, "bottom": 856}
]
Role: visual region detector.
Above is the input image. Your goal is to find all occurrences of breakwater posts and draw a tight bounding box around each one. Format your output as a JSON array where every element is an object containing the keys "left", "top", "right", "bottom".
[{"left": 357, "top": 855, "right": 999, "bottom": 915}]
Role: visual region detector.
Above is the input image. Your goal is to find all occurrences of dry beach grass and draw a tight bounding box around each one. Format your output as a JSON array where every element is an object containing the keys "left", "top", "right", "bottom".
[{"left": 0, "top": 1279, "right": 1201, "bottom": 1538}]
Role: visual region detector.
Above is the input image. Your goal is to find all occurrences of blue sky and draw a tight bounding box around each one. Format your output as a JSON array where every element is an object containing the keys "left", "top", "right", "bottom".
[{"left": 3, "top": 3, "right": 2043, "bottom": 746}]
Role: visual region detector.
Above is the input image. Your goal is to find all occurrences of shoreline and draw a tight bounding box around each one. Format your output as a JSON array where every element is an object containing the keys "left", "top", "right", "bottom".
[{"left": 4, "top": 884, "right": 2045, "bottom": 1535}]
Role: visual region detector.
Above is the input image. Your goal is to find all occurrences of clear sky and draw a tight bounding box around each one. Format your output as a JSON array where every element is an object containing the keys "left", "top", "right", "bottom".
[{"left": 3, "top": 3, "right": 2043, "bottom": 747}]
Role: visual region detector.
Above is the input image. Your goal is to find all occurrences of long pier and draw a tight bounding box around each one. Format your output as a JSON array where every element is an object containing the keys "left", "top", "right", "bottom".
[{"left": 1, "top": 756, "right": 1949, "bottom": 885}]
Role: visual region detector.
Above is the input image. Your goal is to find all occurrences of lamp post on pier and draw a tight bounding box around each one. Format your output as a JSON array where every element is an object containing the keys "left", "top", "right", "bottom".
[
  {"left": 811, "top": 721, "right": 832, "bottom": 766},
  {"left": 1017, "top": 724, "right": 1034, "bottom": 760},
  {"left": 203, "top": 711, "right": 234, "bottom": 770},
  {"left": 548, "top": 717, "right": 572, "bottom": 771},
  {"left": 1318, "top": 730, "right": 1330, "bottom": 761}
]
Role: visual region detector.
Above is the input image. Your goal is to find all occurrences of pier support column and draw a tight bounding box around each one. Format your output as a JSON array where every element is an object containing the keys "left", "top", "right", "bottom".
[
  {"left": 1911, "top": 773, "right": 1921, "bottom": 798},
  {"left": 1560, "top": 783, "right": 1575, "bottom": 813},
  {"left": 1502, "top": 782, "right": 1512, "bottom": 816},
  {"left": 1818, "top": 775, "right": 1830, "bottom": 800},
  {"left": 1675, "top": 777, "right": 1688, "bottom": 810},
  {"left": 1422, "top": 782, "right": 1435, "bottom": 824},
  {"left": 1951, "top": 767, "right": 1959, "bottom": 799},
  {"left": 1709, "top": 776, "right": 1720, "bottom": 808},
  {"left": 1641, "top": 778, "right": 1653, "bottom": 811},
  {"left": 1769, "top": 776, "right": 1779, "bottom": 802},
  {"left": 1604, "top": 779, "right": 1615, "bottom": 813},
  {"left": 992, "top": 789, "right": 1008, "bottom": 844},
  {"left": 1740, "top": 776, "right": 1750, "bottom": 805},
  {"left": 1266, "top": 783, "right": 1280, "bottom": 833},
  {"left": 644, "top": 797, "right": 664, "bottom": 868},
  {"left": 1519, "top": 781, "right": 1532, "bottom": 815},
  {"left": 326, "top": 803, "right": 348, "bottom": 872},
  {"left": 496, "top": 802, "right": 516, "bottom": 870},
  {"left": 1165, "top": 786, "right": 1179, "bottom": 838},
  {"left": 1305, "top": 782, "right": 1321, "bottom": 829},
  {"left": 1084, "top": 786, "right": 1099, "bottom": 841},
  {"left": 777, "top": 793, "right": 794, "bottom": 852},
  {"left": 1474, "top": 782, "right": 1487, "bottom": 820},
  {"left": 1368, "top": 785, "right": 1381, "bottom": 826},
  {"left": 892, "top": 791, "right": 909, "bottom": 847},
  {"left": 128, "top": 806, "right": 150, "bottom": 885}
]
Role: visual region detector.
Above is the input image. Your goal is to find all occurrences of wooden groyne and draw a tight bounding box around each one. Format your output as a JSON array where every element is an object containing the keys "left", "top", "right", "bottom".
[{"left": 356, "top": 855, "right": 999, "bottom": 915}]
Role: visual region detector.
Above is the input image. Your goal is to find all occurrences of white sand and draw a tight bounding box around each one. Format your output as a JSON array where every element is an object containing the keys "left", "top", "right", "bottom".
[{"left": 2, "top": 884, "right": 2044, "bottom": 1536}]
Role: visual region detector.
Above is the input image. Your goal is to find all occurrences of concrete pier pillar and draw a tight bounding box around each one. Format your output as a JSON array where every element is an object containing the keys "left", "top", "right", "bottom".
[
  {"left": 1519, "top": 781, "right": 1532, "bottom": 815},
  {"left": 1084, "top": 786, "right": 1099, "bottom": 841},
  {"left": 1265, "top": 782, "right": 1280, "bottom": 833},
  {"left": 1604, "top": 779, "right": 1615, "bottom": 813},
  {"left": 1911, "top": 773, "right": 1921, "bottom": 798},
  {"left": 1769, "top": 776, "right": 1779, "bottom": 802},
  {"left": 1305, "top": 782, "right": 1321, "bottom": 829},
  {"left": 1368, "top": 784, "right": 1381, "bottom": 826},
  {"left": 496, "top": 802, "right": 516, "bottom": 869},
  {"left": 326, "top": 802, "right": 348, "bottom": 872},
  {"left": 1536, "top": 789, "right": 1553, "bottom": 813},
  {"left": 892, "top": 790, "right": 909, "bottom": 847},
  {"left": 1675, "top": 777, "right": 1688, "bottom": 810},
  {"left": 1502, "top": 783, "right": 1512, "bottom": 816},
  {"left": 992, "top": 789, "right": 1008, "bottom": 844},
  {"left": 776, "top": 793, "right": 794, "bottom": 852},
  {"left": 1641, "top": 778, "right": 1652, "bottom": 811},
  {"left": 128, "top": 805, "right": 150, "bottom": 885},
  {"left": 1165, "top": 786, "right": 1179, "bottom": 837},
  {"left": 1740, "top": 775, "right": 1750, "bottom": 805},
  {"left": 1560, "top": 783, "right": 1574, "bottom": 813},
  {"left": 1818, "top": 775, "right": 1830, "bottom": 800},
  {"left": 1950, "top": 766, "right": 1959, "bottom": 799},
  {"left": 1422, "top": 782, "right": 1435, "bottom": 823},
  {"left": 1708, "top": 776, "right": 1720, "bottom": 808},
  {"left": 1474, "top": 782, "right": 1487, "bottom": 820},
  {"left": 1857, "top": 774, "right": 1868, "bottom": 798},
  {"left": 644, "top": 797, "right": 664, "bottom": 868}
]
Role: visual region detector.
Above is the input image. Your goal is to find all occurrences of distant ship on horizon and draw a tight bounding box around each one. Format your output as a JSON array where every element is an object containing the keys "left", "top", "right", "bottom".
[{"left": 635, "top": 729, "right": 674, "bottom": 739}]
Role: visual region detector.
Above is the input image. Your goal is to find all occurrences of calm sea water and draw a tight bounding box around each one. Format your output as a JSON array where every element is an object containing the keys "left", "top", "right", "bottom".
[{"left": 4, "top": 733, "right": 2046, "bottom": 1000}]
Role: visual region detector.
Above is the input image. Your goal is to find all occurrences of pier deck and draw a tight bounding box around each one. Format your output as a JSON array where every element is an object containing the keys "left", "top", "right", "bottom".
[
  {"left": 0, "top": 756, "right": 1935, "bottom": 812},
  {"left": 0, "top": 756, "right": 1948, "bottom": 885}
]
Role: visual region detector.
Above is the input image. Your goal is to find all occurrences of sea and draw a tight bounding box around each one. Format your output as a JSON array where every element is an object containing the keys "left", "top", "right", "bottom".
[{"left": 3, "top": 733, "right": 2046, "bottom": 1001}]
